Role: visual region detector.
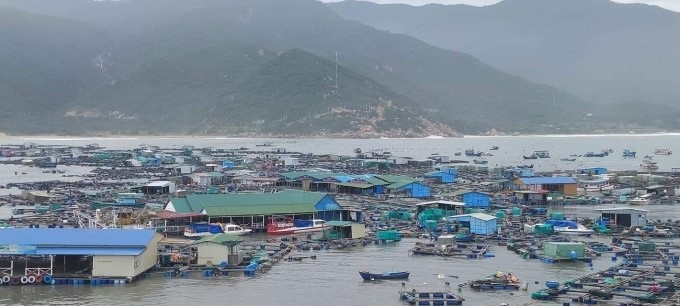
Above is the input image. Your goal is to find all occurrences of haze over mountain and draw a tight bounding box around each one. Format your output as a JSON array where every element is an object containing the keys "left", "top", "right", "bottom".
[
  {"left": 329, "top": 0, "right": 680, "bottom": 110},
  {"left": 0, "top": 0, "right": 674, "bottom": 136}
]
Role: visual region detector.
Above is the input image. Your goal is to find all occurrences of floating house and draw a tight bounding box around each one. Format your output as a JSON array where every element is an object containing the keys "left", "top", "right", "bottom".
[
  {"left": 139, "top": 181, "right": 177, "bottom": 195},
  {"left": 503, "top": 167, "right": 535, "bottom": 178},
  {"left": 165, "top": 190, "right": 348, "bottom": 229},
  {"left": 578, "top": 167, "right": 608, "bottom": 175},
  {"left": 386, "top": 181, "right": 431, "bottom": 198},
  {"left": 323, "top": 221, "right": 366, "bottom": 240},
  {"left": 514, "top": 177, "right": 578, "bottom": 196},
  {"left": 449, "top": 190, "right": 491, "bottom": 208},
  {"left": 192, "top": 172, "right": 225, "bottom": 187},
  {"left": 423, "top": 167, "right": 457, "bottom": 184},
  {"left": 446, "top": 213, "right": 497, "bottom": 235},
  {"left": 0, "top": 228, "right": 162, "bottom": 280},
  {"left": 415, "top": 200, "right": 465, "bottom": 215},
  {"left": 593, "top": 208, "right": 647, "bottom": 228},
  {"left": 189, "top": 234, "right": 243, "bottom": 266}
]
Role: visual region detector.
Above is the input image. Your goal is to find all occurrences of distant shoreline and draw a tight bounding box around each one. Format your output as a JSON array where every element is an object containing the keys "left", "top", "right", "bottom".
[{"left": 1, "top": 131, "right": 679, "bottom": 140}]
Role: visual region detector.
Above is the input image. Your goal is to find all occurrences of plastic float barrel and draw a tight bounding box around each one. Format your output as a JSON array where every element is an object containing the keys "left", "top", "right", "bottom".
[
  {"left": 0, "top": 278, "right": 3, "bottom": 285},
  {"left": 545, "top": 281, "right": 560, "bottom": 289},
  {"left": 21, "top": 276, "right": 29, "bottom": 284},
  {"left": 43, "top": 275, "right": 52, "bottom": 284},
  {"left": 27, "top": 275, "right": 36, "bottom": 284},
  {"left": 12, "top": 277, "right": 20, "bottom": 285},
  {"left": 212, "top": 268, "right": 221, "bottom": 276},
  {"left": 2, "top": 275, "right": 9, "bottom": 283},
  {"left": 35, "top": 275, "right": 43, "bottom": 283}
]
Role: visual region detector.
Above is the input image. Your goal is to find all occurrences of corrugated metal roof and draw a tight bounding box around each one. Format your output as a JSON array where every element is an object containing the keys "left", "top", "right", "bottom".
[
  {"left": 0, "top": 228, "right": 157, "bottom": 247},
  {"left": 170, "top": 190, "right": 332, "bottom": 215},
  {"left": 37, "top": 247, "right": 146, "bottom": 256},
  {"left": 203, "top": 203, "right": 316, "bottom": 216},
  {"left": 517, "top": 177, "right": 577, "bottom": 185},
  {"left": 375, "top": 175, "right": 418, "bottom": 183},
  {"left": 335, "top": 182, "right": 374, "bottom": 189},
  {"left": 168, "top": 198, "right": 191, "bottom": 213}
]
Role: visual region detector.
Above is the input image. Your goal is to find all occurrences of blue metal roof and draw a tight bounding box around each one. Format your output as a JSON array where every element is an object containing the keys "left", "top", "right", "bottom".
[
  {"left": 0, "top": 228, "right": 157, "bottom": 247},
  {"left": 37, "top": 247, "right": 146, "bottom": 256},
  {"left": 518, "top": 177, "right": 576, "bottom": 185}
]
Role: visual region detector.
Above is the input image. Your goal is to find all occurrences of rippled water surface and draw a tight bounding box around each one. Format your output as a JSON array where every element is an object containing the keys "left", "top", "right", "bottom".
[{"left": 0, "top": 238, "right": 624, "bottom": 306}]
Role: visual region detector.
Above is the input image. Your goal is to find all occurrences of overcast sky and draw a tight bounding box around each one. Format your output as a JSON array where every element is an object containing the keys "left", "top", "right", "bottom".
[{"left": 323, "top": 0, "right": 680, "bottom": 12}]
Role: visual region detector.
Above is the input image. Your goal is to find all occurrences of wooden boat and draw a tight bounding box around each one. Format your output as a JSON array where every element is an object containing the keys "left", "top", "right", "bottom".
[
  {"left": 464, "top": 149, "right": 481, "bottom": 157},
  {"left": 533, "top": 150, "right": 550, "bottom": 158},
  {"left": 560, "top": 158, "right": 576, "bottom": 162},
  {"left": 360, "top": 271, "right": 409, "bottom": 280},
  {"left": 469, "top": 272, "right": 521, "bottom": 290},
  {"left": 399, "top": 282, "right": 464, "bottom": 305},
  {"left": 490, "top": 146, "right": 499, "bottom": 150},
  {"left": 655, "top": 148, "right": 672, "bottom": 155},
  {"left": 640, "top": 158, "right": 659, "bottom": 171},
  {"left": 472, "top": 158, "right": 488, "bottom": 165},
  {"left": 622, "top": 149, "right": 636, "bottom": 158},
  {"left": 523, "top": 154, "right": 538, "bottom": 160}
]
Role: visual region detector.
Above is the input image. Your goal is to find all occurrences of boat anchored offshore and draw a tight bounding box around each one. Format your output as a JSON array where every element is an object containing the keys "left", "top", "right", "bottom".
[
  {"left": 360, "top": 271, "right": 410, "bottom": 281},
  {"left": 655, "top": 148, "right": 672, "bottom": 155},
  {"left": 267, "top": 217, "right": 328, "bottom": 235}
]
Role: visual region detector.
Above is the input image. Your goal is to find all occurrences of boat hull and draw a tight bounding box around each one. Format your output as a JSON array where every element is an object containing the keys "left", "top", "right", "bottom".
[
  {"left": 360, "top": 271, "right": 409, "bottom": 280},
  {"left": 267, "top": 225, "right": 328, "bottom": 235},
  {"left": 470, "top": 282, "right": 520, "bottom": 290}
]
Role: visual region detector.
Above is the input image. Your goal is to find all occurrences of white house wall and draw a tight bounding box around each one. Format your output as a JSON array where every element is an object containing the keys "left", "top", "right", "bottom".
[
  {"left": 92, "top": 256, "right": 135, "bottom": 278},
  {"left": 195, "top": 243, "right": 231, "bottom": 266},
  {"left": 133, "top": 233, "right": 163, "bottom": 276}
]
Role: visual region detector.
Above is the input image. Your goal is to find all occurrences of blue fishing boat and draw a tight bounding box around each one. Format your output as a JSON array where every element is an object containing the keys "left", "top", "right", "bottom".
[{"left": 360, "top": 271, "right": 410, "bottom": 280}]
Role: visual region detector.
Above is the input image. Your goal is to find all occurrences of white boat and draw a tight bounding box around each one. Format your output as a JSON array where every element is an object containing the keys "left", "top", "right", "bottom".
[
  {"left": 553, "top": 224, "right": 594, "bottom": 236},
  {"left": 221, "top": 223, "right": 252, "bottom": 236},
  {"left": 640, "top": 158, "right": 659, "bottom": 171},
  {"left": 629, "top": 194, "right": 651, "bottom": 205},
  {"left": 577, "top": 175, "right": 614, "bottom": 193},
  {"left": 654, "top": 149, "right": 672, "bottom": 155}
]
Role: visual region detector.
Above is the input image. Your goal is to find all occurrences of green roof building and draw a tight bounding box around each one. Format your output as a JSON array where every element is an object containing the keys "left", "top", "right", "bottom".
[{"left": 165, "top": 190, "right": 342, "bottom": 228}]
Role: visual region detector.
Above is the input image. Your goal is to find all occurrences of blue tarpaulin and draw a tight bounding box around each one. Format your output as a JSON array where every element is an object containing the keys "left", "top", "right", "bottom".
[{"left": 544, "top": 220, "right": 577, "bottom": 229}]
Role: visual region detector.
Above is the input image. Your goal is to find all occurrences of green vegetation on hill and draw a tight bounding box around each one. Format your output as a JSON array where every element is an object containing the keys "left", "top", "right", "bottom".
[
  {"left": 329, "top": 0, "right": 680, "bottom": 130},
  {"left": 0, "top": 0, "right": 670, "bottom": 136}
]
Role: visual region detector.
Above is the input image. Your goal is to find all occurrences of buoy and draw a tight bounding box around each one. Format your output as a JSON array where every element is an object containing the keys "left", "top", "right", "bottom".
[{"left": 21, "top": 276, "right": 29, "bottom": 284}]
